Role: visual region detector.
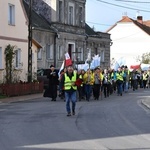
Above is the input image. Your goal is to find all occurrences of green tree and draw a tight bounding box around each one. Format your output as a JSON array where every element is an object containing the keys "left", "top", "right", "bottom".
[
  {"left": 141, "top": 52, "right": 150, "bottom": 64},
  {"left": 4, "top": 44, "right": 15, "bottom": 83}
]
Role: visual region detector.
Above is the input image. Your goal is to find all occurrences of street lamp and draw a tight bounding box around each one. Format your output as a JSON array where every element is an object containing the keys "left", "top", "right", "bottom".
[{"left": 28, "top": 0, "right": 32, "bottom": 82}]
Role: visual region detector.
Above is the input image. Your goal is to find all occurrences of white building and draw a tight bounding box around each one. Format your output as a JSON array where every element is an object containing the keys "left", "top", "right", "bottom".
[
  {"left": 0, "top": 0, "right": 41, "bottom": 83},
  {"left": 107, "top": 16, "right": 150, "bottom": 68}
]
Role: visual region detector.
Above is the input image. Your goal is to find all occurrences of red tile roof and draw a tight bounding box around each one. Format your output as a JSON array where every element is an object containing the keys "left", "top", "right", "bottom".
[{"left": 106, "top": 16, "right": 150, "bottom": 35}]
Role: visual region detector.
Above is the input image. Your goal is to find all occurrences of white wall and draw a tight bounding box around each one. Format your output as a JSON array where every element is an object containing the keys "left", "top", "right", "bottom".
[
  {"left": 0, "top": 0, "right": 37, "bottom": 82},
  {"left": 109, "top": 22, "right": 150, "bottom": 65}
]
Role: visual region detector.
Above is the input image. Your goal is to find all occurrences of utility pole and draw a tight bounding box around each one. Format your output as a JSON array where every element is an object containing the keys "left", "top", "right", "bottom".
[{"left": 28, "top": 0, "right": 32, "bottom": 82}]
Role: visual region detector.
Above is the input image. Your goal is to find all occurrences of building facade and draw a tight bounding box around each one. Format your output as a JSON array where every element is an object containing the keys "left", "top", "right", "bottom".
[{"left": 24, "top": 0, "right": 111, "bottom": 69}]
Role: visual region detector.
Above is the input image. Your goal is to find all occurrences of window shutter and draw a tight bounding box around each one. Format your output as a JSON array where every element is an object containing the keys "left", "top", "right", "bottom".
[
  {"left": 32, "top": 53, "right": 34, "bottom": 63},
  {"left": 46, "top": 44, "right": 50, "bottom": 59},
  {"left": 50, "top": 45, "right": 54, "bottom": 59},
  {"left": 37, "top": 48, "right": 42, "bottom": 60},
  {"left": 58, "top": 45, "right": 63, "bottom": 60},
  {"left": 78, "top": 47, "right": 83, "bottom": 61},
  {"left": 101, "top": 50, "right": 105, "bottom": 62},
  {"left": 15, "top": 49, "right": 21, "bottom": 68}
]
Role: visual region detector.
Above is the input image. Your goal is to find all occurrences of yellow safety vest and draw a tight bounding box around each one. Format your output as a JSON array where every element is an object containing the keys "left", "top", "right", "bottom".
[
  {"left": 116, "top": 72, "right": 123, "bottom": 81},
  {"left": 143, "top": 74, "right": 148, "bottom": 81},
  {"left": 64, "top": 73, "right": 77, "bottom": 90}
]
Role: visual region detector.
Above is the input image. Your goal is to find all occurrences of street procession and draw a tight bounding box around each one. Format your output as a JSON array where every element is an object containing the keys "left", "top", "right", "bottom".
[{"left": 44, "top": 52, "right": 150, "bottom": 116}]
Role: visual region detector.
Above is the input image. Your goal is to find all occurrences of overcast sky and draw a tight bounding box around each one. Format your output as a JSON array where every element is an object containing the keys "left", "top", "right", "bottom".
[{"left": 86, "top": 0, "right": 150, "bottom": 32}]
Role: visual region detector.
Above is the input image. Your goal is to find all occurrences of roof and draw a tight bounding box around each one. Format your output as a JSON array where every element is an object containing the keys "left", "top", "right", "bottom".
[
  {"left": 132, "top": 19, "right": 150, "bottom": 36},
  {"left": 23, "top": 0, "right": 55, "bottom": 32},
  {"left": 143, "top": 20, "right": 150, "bottom": 27},
  {"left": 32, "top": 39, "right": 42, "bottom": 48},
  {"left": 85, "top": 23, "right": 98, "bottom": 36},
  {"left": 107, "top": 16, "right": 150, "bottom": 35},
  {"left": 23, "top": 0, "right": 105, "bottom": 38},
  {"left": 85, "top": 23, "right": 104, "bottom": 38}
]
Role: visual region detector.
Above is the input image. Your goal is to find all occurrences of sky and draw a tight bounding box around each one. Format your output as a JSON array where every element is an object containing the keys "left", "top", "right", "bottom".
[{"left": 86, "top": 0, "right": 150, "bottom": 32}]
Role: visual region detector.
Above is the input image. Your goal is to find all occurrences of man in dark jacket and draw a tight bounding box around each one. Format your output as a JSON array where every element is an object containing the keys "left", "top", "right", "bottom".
[{"left": 47, "top": 65, "right": 59, "bottom": 101}]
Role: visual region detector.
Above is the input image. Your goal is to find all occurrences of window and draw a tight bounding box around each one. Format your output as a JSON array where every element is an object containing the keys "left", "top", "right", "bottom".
[
  {"left": 8, "top": 4, "right": 15, "bottom": 25},
  {"left": 78, "top": 47, "right": 83, "bottom": 61},
  {"left": 68, "top": 3, "right": 74, "bottom": 25},
  {"left": 37, "top": 48, "right": 42, "bottom": 60},
  {"left": 58, "top": 45, "right": 63, "bottom": 60},
  {"left": 58, "top": 0, "right": 63, "bottom": 22},
  {"left": 46, "top": 44, "right": 54, "bottom": 59},
  {"left": 86, "top": 48, "right": 91, "bottom": 61},
  {"left": 0, "top": 47, "right": 2, "bottom": 69},
  {"left": 95, "top": 47, "right": 98, "bottom": 55},
  {"left": 32, "top": 53, "right": 34, "bottom": 63},
  {"left": 79, "top": 7, "right": 83, "bottom": 26},
  {"left": 100, "top": 50, "right": 105, "bottom": 62},
  {"left": 15, "top": 49, "right": 21, "bottom": 68}
]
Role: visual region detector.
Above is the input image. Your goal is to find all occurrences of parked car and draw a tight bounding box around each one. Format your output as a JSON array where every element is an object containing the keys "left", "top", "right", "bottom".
[{"left": 37, "top": 68, "right": 59, "bottom": 89}]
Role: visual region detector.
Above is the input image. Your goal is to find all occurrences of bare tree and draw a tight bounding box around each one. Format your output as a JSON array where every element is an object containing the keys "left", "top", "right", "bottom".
[{"left": 141, "top": 52, "right": 150, "bottom": 64}]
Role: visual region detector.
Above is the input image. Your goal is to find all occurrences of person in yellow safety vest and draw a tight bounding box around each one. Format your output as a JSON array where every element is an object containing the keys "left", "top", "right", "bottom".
[
  {"left": 143, "top": 70, "right": 149, "bottom": 89},
  {"left": 93, "top": 67, "right": 103, "bottom": 100},
  {"left": 116, "top": 67, "right": 124, "bottom": 96},
  {"left": 59, "top": 65, "right": 79, "bottom": 116},
  {"left": 83, "top": 68, "right": 94, "bottom": 101}
]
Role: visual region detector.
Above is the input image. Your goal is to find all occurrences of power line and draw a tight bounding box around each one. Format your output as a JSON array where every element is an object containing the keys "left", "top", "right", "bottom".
[
  {"left": 86, "top": 21, "right": 112, "bottom": 26},
  {"left": 114, "top": 0, "right": 150, "bottom": 3},
  {"left": 96, "top": 0, "right": 150, "bottom": 12}
]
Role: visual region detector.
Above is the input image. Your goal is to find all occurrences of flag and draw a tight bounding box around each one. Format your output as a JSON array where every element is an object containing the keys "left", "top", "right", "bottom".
[
  {"left": 75, "top": 78, "right": 83, "bottom": 86},
  {"left": 130, "top": 64, "right": 140, "bottom": 70},
  {"left": 90, "top": 54, "right": 101, "bottom": 69},
  {"left": 141, "top": 63, "right": 150, "bottom": 71},
  {"left": 65, "top": 52, "right": 72, "bottom": 67},
  {"left": 58, "top": 60, "right": 65, "bottom": 78}
]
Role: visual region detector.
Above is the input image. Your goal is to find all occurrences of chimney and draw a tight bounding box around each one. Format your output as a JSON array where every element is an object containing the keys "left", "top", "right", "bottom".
[
  {"left": 137, "top": 16, "right": 143, "bottom": 24},
  {"left": 122, "top": 16, "right": 127, "bottom": 19},
  {"left": 122, "top": 12, "right": 127, "bottom": 19}
]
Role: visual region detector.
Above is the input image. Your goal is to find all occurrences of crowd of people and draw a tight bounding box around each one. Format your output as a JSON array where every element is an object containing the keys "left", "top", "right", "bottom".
[{"left": 45, "top": 64, "right": 150, "bottom": 116}]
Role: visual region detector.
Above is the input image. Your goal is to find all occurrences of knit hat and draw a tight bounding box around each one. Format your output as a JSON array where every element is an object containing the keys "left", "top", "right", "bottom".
[{"left": 50, "top": 64, "right": 54, "bottom": 68}]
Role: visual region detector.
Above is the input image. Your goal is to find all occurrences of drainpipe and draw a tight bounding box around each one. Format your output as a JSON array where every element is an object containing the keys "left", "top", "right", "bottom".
[
  {"left": 28, "top": 0, "right": 32, "bottom": 82},
  {"left": 54, "top": 33, "right": 59, "bottom": 67}
]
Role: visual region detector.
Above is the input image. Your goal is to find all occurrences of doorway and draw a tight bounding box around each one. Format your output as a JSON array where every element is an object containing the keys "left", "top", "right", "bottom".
[{"left": 68, "top": 43, "right": 75, "bottom": 60}]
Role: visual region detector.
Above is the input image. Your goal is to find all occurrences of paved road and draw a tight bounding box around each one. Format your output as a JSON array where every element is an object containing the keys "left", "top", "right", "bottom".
[
  {"left": 0, "top": 88, "right": 150, "bottom": 150},
  {"left": 0, "top": 89, "right": 150, "bottom": 110}
]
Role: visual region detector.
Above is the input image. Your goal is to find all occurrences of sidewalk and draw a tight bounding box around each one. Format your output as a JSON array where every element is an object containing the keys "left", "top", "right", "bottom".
[
  {"left": 0, "top": 92, "right": 150, "bottom": 110},
  {"left": 0, "top": 93, "right": 43, "bottom": 103},
  {"left": 141, "top": 99, "right": 150, "bottom": 109}
]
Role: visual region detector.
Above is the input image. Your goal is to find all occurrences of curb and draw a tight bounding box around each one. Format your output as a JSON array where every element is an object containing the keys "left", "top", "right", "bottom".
[
  {"left": 141, "top": 100, "right": 150, "bottom": 109},
  {"left": 0, "top": 93, "right": 43, "bottom": 104}
]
